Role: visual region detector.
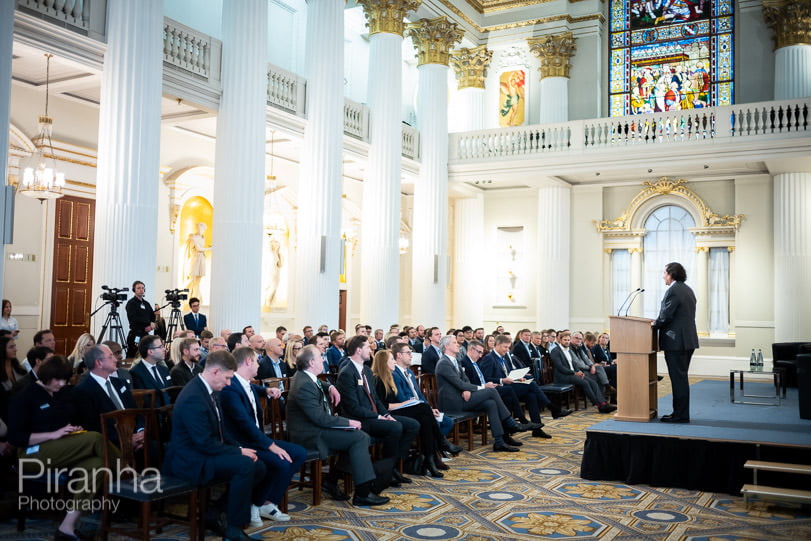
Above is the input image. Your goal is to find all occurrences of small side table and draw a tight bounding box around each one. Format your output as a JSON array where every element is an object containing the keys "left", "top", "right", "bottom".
[{"left": 730, "top": 369, "right": 784, "bottom": 406}]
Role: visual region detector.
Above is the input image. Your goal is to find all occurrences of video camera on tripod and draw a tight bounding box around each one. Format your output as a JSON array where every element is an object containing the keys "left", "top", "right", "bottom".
[
  {"left": 100, "top": 285, "right": 129, "bottom": 305},
  {"left": 164, "top": 288, "right": 189, "bottom": 308},
  {"left": 93, "top": 285, "right": 129, "bottom": 348}
]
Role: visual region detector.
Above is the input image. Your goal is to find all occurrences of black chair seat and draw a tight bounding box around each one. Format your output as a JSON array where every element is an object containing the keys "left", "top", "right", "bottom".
[
  {"left": 109, "top": 474, "right": 197, "bottom": 502},
  {"left": 539, "top": 383, "right": 574, "bottom": 393}
]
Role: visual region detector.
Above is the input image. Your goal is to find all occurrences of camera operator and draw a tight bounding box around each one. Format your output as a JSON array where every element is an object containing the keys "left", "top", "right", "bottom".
[{"left": 125, "top": 281, "right": 155, "bottom": 358}]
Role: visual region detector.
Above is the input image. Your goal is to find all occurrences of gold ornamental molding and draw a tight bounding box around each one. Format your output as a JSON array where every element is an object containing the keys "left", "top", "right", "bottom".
[
  {"left": 357, "top": 0, "right": 422, "bottom": 37},
  {"left": 463, "top": 0, "right": 554, "bottom": 14},
  {"left": 763, "top": 0, "right": 811, "bottom": 49},
  {"left": 435, "top": 0, "right": 604, "bottom": 33},
  {"left": 528, "top": 32, "right": 577, "bottom": 79},
  {"left": 594, "top": 177, "right": 745, "bottom": 233},
  {"left": 450, "top": 45, "right": 493, "bottom": 89},
  {"left": 405, "top": 17, "right": 464, "bottom": 67}
]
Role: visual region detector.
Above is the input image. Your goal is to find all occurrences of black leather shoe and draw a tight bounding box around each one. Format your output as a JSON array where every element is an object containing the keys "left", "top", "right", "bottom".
[
  {"left": 516, "top": 417, "right": 531, "bottom": 424},
  {"left": 441, "top": 439, "right": 463, "bottom": 455},
  {"left": 434, "top": 455, "right": 449, "bottom": 470},
  {"left": 660, "top": 414, "right": 689, "bottom": 423},
  {"left": 503, "top": 434, "right": 523, "bottom": 446},
  {"left": 598, "top": 404, "right": 616, "bottom": 413},
  {"left": 532, "top": 428, "right": 552, "bottom": 439},
  {"left": 552, "top": 408, "right": 572, "bottom": 419},
  {"left": 353, "top": 493, "right": 390, "bottom": 506},
  {"left": 492, "top": 443, "right": 520, "bottom": 452},
  {"left": 322, "top": 479, "right": 350, "bottom": 501},
  {"left": 424, "top": 454, "right": 444, "bottom": 478},
  {"left": 223, "top": 526, "right": 253, "bottom": 541},
  {"left": 392, "top": 469, "right": 412, "bottom": 484}
]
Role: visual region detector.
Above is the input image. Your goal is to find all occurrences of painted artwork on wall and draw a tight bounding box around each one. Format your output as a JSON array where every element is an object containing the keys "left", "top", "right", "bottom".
[
  {"left": 610, "top": 0, "right": 733, "bottom": 116},
  {"left": 499, "top": 70, "right": 526, "bottom": 127}
]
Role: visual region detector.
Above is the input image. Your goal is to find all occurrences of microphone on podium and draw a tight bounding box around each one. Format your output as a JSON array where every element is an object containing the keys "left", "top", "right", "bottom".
[
  {"left": 617, "top": 288, "right": 641, "bottom": 316},
  {"left": 624, "top": 288, "right": 646, "bottom": 316}
]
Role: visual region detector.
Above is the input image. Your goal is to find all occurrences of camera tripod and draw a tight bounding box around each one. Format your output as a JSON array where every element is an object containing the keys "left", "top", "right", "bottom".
[
  {"left": 161, "top": 302, "right": 186, "bottom": 346},
  {"left": 92, "top": 301, "right": 127, "bottom": 352}
]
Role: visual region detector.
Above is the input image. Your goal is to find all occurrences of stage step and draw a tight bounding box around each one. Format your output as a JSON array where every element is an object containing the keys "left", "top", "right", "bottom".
[
  {"left": 741, "top": 484, "right": 811, "bottom": 506},
  {"left": 743, "top": 460, "right": 811, "bottom": 475}
]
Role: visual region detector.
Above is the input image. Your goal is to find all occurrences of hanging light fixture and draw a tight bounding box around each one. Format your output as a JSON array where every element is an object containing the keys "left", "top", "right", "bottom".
[{"left": 20, "top": 53, "right": 65, "bottom": 202}]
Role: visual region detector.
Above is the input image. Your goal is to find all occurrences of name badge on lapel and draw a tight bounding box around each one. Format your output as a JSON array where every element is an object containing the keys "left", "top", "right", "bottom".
[{"left": 357, "top": 379, "right": 363, "bottom": 386}]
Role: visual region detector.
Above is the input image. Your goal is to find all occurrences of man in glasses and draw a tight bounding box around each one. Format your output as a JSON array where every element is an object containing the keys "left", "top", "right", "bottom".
[{"left": 131, "top": 334, "right": 173, "bottom": 405}]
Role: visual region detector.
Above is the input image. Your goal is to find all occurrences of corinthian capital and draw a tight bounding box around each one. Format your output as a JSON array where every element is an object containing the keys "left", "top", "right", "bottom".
[
  {"left": 405, "top": 16, "right": 464, "bottom": 67},
  {"left": 527, "top": 32, "right": 577, "bottom": 79},
  {"left": 357, "top": 0, "right": 422, "bottom": 37},
  {"left": 763, "top": 0, "right": 811, "bottom": 49},
  {"left": 449, "top": 45, "right": 493, "bottom": 89}
]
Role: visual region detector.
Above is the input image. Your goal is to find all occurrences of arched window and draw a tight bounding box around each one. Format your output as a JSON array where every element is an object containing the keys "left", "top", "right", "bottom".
[{"left": 642, "top": 205, "right": 695, "bottom": 318}]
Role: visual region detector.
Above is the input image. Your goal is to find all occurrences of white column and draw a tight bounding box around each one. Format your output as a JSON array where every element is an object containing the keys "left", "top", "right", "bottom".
[
  {"left": 774, "top": 45, "right": 811, "bottom": 100},
  {"left": 412, "top": 63, "right": 450, "bottom": 326},
  {"left": 454, "top": 88, "right": 484, "bottom": 132},
  {"left": 92, "top": 0, "right": 163, "bottom": 329},
  {"left": 773, "top": 172, "right": 811, "bottom": 341},
  {"left": 452, "top": 196, "right": 484, "bottom": 325},
  {"left": 0, "top": 0, "right": 13, "bottom": 298},
  {"left": 536, "top": 184, "right": 570, "bottom": 328},
  {"left": 360, "top": 32, "right": 402, "bottom": 329},
  {"left": 210, "top": 0, "right": 268, "bottom": 332},
  {"left": 540, "top": 77, "right": 569, "bottom": 124},
  {"left": 694, "top": 247, "right": 709, "bottom": 335},
  {"left": 293, "top": 0, "right": 344, "bottom": 330}
]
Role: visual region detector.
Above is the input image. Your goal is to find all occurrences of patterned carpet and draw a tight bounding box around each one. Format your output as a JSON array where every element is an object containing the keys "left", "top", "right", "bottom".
[{"left": 3, "top": 378, "right": 810, "bottom": 541}]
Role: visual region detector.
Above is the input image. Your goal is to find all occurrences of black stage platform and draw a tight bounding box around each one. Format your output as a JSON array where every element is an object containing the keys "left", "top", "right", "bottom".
[{"left": 580, "top": 380, "right": 811, "bottom": 494}]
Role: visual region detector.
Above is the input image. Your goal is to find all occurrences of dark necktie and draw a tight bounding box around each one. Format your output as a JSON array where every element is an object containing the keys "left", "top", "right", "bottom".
[
  {"left": 316, "top": 380, "right": 329, "bottom": 411},
  {"left": 210, "top": 392, "right": 223, "bottom": 442},
  {"left": 106, "top": 379, "right": 124, "bottom": 410},
  {"left": 361, "top": 370, "right": 378, "bottom": 414},
  {"left": 499, "top": 356, "right": 508, "bottom": 376}
]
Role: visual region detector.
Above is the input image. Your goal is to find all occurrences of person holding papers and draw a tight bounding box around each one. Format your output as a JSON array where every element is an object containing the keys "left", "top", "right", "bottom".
[{"left": 372, "top": 346, "right": 447, "bottom": 478}]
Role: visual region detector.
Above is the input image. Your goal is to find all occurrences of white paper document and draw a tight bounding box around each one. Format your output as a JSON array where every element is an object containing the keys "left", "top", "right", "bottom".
[{"left": 507, "top": 367, "right": 530, "bottom": 380}]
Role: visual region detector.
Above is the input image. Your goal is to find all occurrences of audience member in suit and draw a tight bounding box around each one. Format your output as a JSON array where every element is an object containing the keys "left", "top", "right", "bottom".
[
  {"left": 220, "top": 347, "right": 306, "bottom": 525},
  {"left": 73, "top": 345, "right": 143, "bottom": 450},
  {"left": 11, "top": 345, "right": 53, "bottom": 396},
  {"left": 653, "top": 261, "right": 699, "bottom": 423},
  {"left": 583, "top": 332, "right": 617, "bottom": 389},
  {"left": 101, "top": 340, "right": 133, "bottom": 386},
  {"left": 257, "top": 337, "right": 289, "bottom": 381},
  {"left": 371, "top": 347, "right": 446, "bottom": 478},
  {"left": 170, "top": 337, "right": 203, "bottom": 387},
  {"left": 549, "top": 331, "right": 615, "bottom": 413},
  {"left": 461, "top": 342, "right": 525, "bottom": 425},
  {"left": 130, "top": 335, "right": 172, "bottom": 406},
  {"left": 226, "top": 332, "right": 249, "bottom": 353},
  {"left": 410, "top": 326, "right": 425, "bottom": 354},
  {"left": 163, "top": 350, "right": 269, "bottom": 541},
  {"left": 373, "top": 328, "right": 386, "bottom": 352},
  {"left": 199, "top": 330, "right": 214, "bottom": 363},
  {"left": 511, "top": 329, "right": 541, "bottom": 372},
  {"left": 326, "top": 330, "right": 347, "bottom": 367},
  {"left": 124, "top": 281, "right": 155, "bottom": 358},
  {"left": 286, "top": 345, "right": 390, "bottom": 506},
  {"left": 591, "top": 332, "right": 612, "bottom": 364},
  {"left": 419, "top": 327, "right": 442, "bottom": 374},
  {"left": 312, "top": 332, "right": 333, "bottom": 379},
  {"left": 182, "top": 297, "right": 208, "bottom": 337},
  {"left": 570, "top": 332, "right": 610, "bottom": 389},
  {"left": 434, "top": 335, "right": 528, "bottom": 452},
  {"left": 336, "top": 336, "right": 419, "bottom": 486}
]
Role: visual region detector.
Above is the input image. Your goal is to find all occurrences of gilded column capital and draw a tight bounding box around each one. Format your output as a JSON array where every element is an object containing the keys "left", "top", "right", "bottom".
[
  {"left": 405, "top": 16, "right": 464, "bottom": 66},
  {"left": 763, "top": 0, "right": 811, "bottom": 49},
  {"left": 449, "top": 45, "right": 493, "bottom": 89},
  {"left": 527, "top": 32, "right": 577, "bottom": 79},
  {"left": 357, "top": 0, "right": 422, "bottom": 37}
]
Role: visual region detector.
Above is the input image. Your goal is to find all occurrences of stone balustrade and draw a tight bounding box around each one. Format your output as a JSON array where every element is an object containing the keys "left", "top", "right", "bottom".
[
  {"left": 163, "top": 18, "right": 212, "bottom": 78},
  {"left": 402, "top": 124, "right": 420, "bottom": 160},
  {"left": 267, "top": 63, "right": 306, "bottom": 115},
  {"left": 17, "top": 0, "right": 90, "bottom": 30},
  {"left": 343, "top": 98, "right": 368, "bottom": 140}
]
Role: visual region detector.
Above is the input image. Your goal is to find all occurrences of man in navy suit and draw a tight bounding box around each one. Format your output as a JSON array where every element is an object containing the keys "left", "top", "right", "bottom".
[
  {"left": 73, "top": 345, "right": 144, "bottom": 450},
  {"left": 220, "top": 347, "right": 306, "bottom": 526},
  {"left": 257, "top": 337, "right": 288, "bottom": 381},
  {"left": 326, "top": 330, "right": 347, "bottom": 367},
  {"left": 163, "top": 350, "right": 269, "bottom": 541},
  {"left": 461, "top": 340, "right": 527, "bottom": 428},
  {"left": 653, "top": 262, "right": 699, "bottom": 423},
  {"left": 183, "top": 297, "right": 208, "bottom": 337},
  {"left": 419, "top": 327, "right": 442, "bottom": 374},
  {"left": 130, "top": 335, "right": 172, "bottom": 406}
]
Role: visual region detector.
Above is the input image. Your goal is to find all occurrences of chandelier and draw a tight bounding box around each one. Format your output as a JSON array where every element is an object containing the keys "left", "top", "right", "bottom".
[{"left": 20, "top": 53, "right": 65, "bottom": 202}]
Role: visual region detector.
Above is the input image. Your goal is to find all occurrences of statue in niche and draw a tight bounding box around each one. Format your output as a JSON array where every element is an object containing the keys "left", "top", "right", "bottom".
[
  {"left": 263, "top": 237, "right": 284, "bottom": 307},
  {"left": 184, "top": 222, "right": 210, "bottom": 301}
]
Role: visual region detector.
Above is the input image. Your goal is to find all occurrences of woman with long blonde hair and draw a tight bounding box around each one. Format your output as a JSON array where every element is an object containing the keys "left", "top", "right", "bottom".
[
  {"left": 68, "top": 333, "right": 96, "bottom": 373},
  {"left": 284, "top": 339, "right": 304, "bottom": 374}
]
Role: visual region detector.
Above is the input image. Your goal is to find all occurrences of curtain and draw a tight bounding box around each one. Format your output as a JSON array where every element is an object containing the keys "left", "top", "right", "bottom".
[
  {"left": 612, "top": 249, "right": 631, "bottom": 315},
  {"left": 709, "top": 247, "right": 730, "bottom": 336}
]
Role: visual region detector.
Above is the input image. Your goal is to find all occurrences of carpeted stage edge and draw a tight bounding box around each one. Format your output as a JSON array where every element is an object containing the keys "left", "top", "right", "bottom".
[{"left": 580, "top": 380, "right": 811, "bottom": 495}]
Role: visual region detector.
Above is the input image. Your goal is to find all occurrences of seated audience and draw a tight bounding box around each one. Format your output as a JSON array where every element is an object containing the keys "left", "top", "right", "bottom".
[
  {"left": 11, "top": 345, "right": 54, "bottom": 396},
  {"left": 170, "top": 337, "right": 203, "bottom": 386},
  {"left": 1, "top": 335, "right": 25, "bottom": 385},
  {"left": 549, "top": 331, "right": 615, "bottom": 414},
  {"left": 130, "top": 335, "right": 172, "bottom": 406}
]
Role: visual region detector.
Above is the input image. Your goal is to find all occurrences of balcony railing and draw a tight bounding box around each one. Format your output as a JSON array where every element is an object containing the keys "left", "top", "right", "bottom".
[
  {"left": 343, "top": 98, "right": 369, "bottom": 140},
  {"left": 18, "top": 0, "right": 90, "bottom": 30},
  {"left": 450, "top": 99, "right": 810, "bottom": 161},
  {"left": 402, "top": 124, "right": 420, "bottom": 160},
  {"left": 163, "top": 18, "right": 212, "bottom": 78},
  {"left": 267, "top": 64, "right": 306, "bottom": 116}
]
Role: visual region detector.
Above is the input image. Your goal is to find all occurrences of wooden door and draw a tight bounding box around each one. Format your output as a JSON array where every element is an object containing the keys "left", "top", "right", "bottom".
[
  {"left": 338, "top": 289, "right": 347, "bottom": 332},
  {"left": 50, "top": 196, "right": 95, "bottom": 355}
]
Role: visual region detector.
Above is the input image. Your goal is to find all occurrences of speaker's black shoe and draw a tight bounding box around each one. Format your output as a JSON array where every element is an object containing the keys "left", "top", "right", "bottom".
[
  {"left": 503, "top": 434, "right": 523, "bottom": 446},
  {"left": 352, "top": 493, "right": 390, "bottom": 506},
  {"left": 660, "top": 414, "right": 689, "bottom": 423},
  {"left": 322, "top": 479, "right": 350, "bottom": 501},
  {"left": 392, "top": 469, "right": 412, "bottom": 484},
  {"left": 492, "top": 443, "right": 520, "bottom": 452}
]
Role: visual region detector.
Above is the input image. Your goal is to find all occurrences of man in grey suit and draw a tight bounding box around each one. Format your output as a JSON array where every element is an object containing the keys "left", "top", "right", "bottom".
[
  {"left": 653, "top": 262, "right": 699, "bottom": 423},
  {"left": 286, "top": 345, "right": 390, "bottom": 506},
  {"left": 434, "top": 335, "right": 528, "bottom": 452}
]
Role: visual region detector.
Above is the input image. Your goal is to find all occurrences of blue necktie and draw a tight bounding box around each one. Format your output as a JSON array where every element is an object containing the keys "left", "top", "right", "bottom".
[{"left": 473, "top": 362, "right": 486, "bottom": 385}]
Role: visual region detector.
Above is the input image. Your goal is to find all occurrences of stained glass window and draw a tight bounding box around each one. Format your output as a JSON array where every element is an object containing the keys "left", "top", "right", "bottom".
[{"left": 609, "top": 0, "right": 734, "bottom": 116}]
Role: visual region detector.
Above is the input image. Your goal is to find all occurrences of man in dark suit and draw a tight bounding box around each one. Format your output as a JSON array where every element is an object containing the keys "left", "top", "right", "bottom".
[
  {"left": 183, "top": 297, "right": 208, "bottom": 337},
  {"left": 434, "top": 335, "right": 527, "bottom": 452},
  {"left": 11, "top": 346, "right": 52, "bottom": 396},
  {"left": 653, "top": 262, "right": 699, "bottom": 423},
  {"left": 511, "top": 328, "right": 541, "bottom": 373},
  {"left": 130, "top": 335, "right": 172, "bottom": 406},
  {"left": 419, "top": 327, "right": 442, "bottom": 374},
  {"left": 461, "top": 340, "right": 526, "bottom": 426},
  {"left": 326, "top": 330, "right": 347, "bottom": 367},
  {"left": 257, "top": 337, "right": 288, "bottom": 381},
  {"left": 163, "top": 350, "right": 269, "bottom": 541},
  {"left": 336, "top": 336, "right": 419, "bottom": 486},
  {"left": 170, "top": 337, "right": 203, "bottom": 386},
  {"left": 287, "top": 345, "right": 390, "bottom": 506},
  {"left": 220, "top": 347, "right": 306, "bottom": 525},
  {"left": 73, "top": 345, "right": 143, "bottom": 450},
  {"left": 102, "top": 340, "right": 133, "bottom": 386},
  {"left": 410, "top": 326, "right": 425, "bottom": 354},
  {"left": 550, "top": 331, "right": 615, "bottom": 414}
]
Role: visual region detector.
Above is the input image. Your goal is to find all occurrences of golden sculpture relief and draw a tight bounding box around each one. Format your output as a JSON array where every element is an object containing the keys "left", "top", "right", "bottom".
[
  {"left": 357, "top": 0, "right": 422, "bottom": 37},
  {"left": 405, "top": 17, "right": 464, "bottom": 67},
  {"left": 528, "top": 32, "right": 577, "bottom": 79},
  {"left": 593, "top": 177, "right": 745, "bottom": 232},
  {"left": 450, "top": 45, "right": 493, "bottom": 89},
  {"left": 763, "top": 0, "right": 811, "bottom": 49}
]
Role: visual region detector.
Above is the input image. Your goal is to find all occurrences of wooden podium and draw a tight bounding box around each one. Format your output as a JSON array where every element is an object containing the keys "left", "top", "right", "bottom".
[{"left": 609, "top": 316, "right": 658, "bottom": 422}]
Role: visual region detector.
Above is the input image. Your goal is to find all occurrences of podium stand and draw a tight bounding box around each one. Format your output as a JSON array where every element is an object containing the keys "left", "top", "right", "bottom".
[{"left": 609, "top": 316, "right": 658, "bottom": 422}]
